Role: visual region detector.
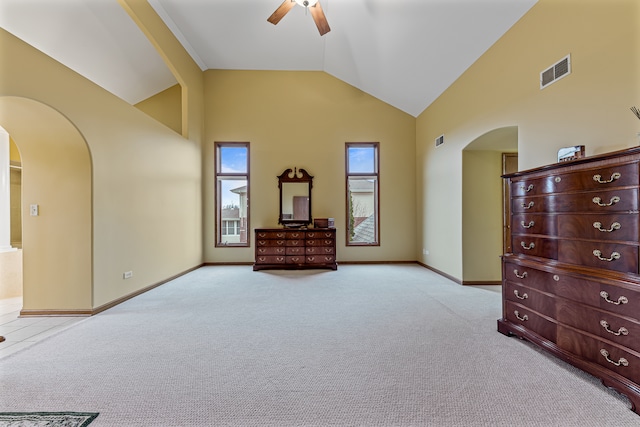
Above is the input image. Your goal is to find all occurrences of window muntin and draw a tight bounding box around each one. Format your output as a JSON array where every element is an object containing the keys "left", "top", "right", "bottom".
[
  {"left": 216, "top": 142, "right": 249, "bottom": 247},
  {"left": 346, "top": 143, "right": 379, "bottom": 246}
]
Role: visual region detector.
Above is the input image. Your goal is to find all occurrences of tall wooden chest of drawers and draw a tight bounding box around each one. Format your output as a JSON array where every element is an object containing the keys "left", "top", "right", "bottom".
[
  {"left": 253, "top": 228, "right": 337, "bottom": 271},
  {"left": 498, "top": 147, "right": 640, "bottom": 414}
]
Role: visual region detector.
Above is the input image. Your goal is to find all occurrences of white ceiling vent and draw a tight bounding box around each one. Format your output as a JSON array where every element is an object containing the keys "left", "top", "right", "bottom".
[
  {"left": 435, "top": 134, "right": 444, "bottom": 147},
  {"left": 540, "top": 54, "right": 571, "bottom": 89}
]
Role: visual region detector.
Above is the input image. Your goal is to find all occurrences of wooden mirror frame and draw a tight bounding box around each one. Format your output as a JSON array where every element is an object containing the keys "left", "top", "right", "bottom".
[{"left": 278, "top": 167, "right": 313, "bottom": 227}]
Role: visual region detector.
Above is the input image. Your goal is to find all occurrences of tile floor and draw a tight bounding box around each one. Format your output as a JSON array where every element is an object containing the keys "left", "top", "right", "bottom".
[{"left": 0, "top": 297, "right": 86, "bottom": 359}]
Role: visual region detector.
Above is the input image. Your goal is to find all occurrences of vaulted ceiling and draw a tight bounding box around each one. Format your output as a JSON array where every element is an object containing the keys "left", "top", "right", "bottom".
[{"left": 0, "top": 0, "right": 537, "bottom": 117}]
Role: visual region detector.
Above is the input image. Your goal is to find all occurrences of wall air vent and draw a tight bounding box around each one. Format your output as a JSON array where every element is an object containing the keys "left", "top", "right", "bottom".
[
  {"left": 435, "top": 134, "right": 444, "bottom": 147},
  {"left": 540, "top": 54, "right": 571, "bottom": 89}
]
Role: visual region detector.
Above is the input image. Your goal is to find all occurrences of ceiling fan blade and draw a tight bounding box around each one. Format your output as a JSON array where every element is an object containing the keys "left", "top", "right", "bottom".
[
  {"left": 267, "top": 0, "right": 295, "bottom": 25},
  {"left": 309, "top": 1, "right": 331, "bottom": 36}
]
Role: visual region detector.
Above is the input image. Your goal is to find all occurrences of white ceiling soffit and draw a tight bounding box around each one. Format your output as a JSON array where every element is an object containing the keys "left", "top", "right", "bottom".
[
  {"left": 0, "top": 0, "right": 537, "bottom": 116},
  {"left": 0, "top": 0, "right": 177, "bottom": 105}
]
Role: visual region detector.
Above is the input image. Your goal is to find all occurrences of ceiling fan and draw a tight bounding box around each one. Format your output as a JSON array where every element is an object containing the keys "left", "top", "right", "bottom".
[{"left": 267, "top": 0, "right": 331, "bottom": 36}]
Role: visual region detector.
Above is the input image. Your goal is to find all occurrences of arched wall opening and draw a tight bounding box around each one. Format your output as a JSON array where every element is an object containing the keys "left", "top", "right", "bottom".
[
  {"left": 462, "top": 126, "right": 518, "bottom": 284},
  {"left": 0, "top": 96, "right": 93, "bottom": 314}
]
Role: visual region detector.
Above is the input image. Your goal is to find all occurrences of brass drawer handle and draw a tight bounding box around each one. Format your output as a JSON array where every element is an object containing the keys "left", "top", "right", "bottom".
[
  {"left": 521, "top": 220, "right": 535, "bottom": 229},
  {"left": 513, "top": 270, "right": 527, "bottom": 279},
  {"left": 600, "top": 291, "right": 628, "bottom": 305},
  {"left": 593, "top": 221, "right": 621, "bottom": 232},
  {"left": 514, "top": 290, "right": 528, "bottom": 300},
  {"left": 593, "top": 172, "right": 621, "bottom": 184},
  {"left": 514, "top": 311, "right": 528, "bottom": 321},
  {"left": 276, "top": 233, "right": 285, "bottom": 238},
  {"left": 592, "top": 196, "right": 620, "bottom": 207},
  {"left": 308, "top": 257, "right": 315, "bottom": 262},
  {"left": 521, "top": 241, "right": 535, "bottom": 250},
  {"left": 593, "top": 250, "right": 620, "bottom": 262},
  {"left": 521, "top": 201, "right": 534, "bottom": 210},
  {"left": 520, "top": 184, "right": 534, "bottom": 193},
  {"left": 600, "top": 320, "right": 629, "bottom": 336},
  {"left": 600, "top": 349, "right": 629, "bottom": 367}
]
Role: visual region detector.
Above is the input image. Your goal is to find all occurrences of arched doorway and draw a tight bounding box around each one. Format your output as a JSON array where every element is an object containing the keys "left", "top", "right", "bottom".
[
  {"left": 0, "top": 97, "right": 93, "bottom": 314},
  {"left": 462, "top": 126, "right": 518, "bottom": 285}
]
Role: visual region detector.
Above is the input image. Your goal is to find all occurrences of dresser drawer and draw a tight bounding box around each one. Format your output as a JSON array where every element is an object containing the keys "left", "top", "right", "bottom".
[
  {"left": 512, "top": 196, "right": 551, "bottom": 213},
  {"left": 503, "top": 261, "right": 559, "bottom": 294},
  {"left": 551, "top": 162, "right": 639, "bottom": 193},
  {"left": 511, "top": 177, "right": 555, "bottom": 197},
  {"left": 558, "top": 240, "right": 638, "bottom": 273},
  {"left": 306, "top": 255, "right": 336, "bottom": 264},
  {"left": 285, "top": 246, "right": 305, "bottom": 256},
  {"left": 285, "top": 231, "right": 305, "bottom": 240},
  {"left": 511, "top": 236, "right": 557, "bottom": 259},
  {"left": 306, "top": 238, "right": 335, "bottom": 247},
  {"left": 306, "top": 230, "right": 335, "bottom": 239},
  {"left": 286, "top": 255, "right": 305, "bottom": 264},
  {"left": 504, "top": 281, "right": 556, "bottom": 318},
  {"left": 306, "top": 246, "right": 335, "bottom": 255},
  {"left": 256, "top": 238, "right": 286, "bottom": 247},
  {"left": 551, "top": 188, "right": 638, "bottom": 213},
  {"left": 553, "top": 274, "right": 640, "bottom": 320},
  {"left": 505, "top": 301, "right": 557, "bottom": 342},
  {"left": 256, "top": 246, "right": 286, "bottom": 256},
  {"left": 556, "top": 300, "right": 640, "bottom": 353},
  {"left": 255, "top": 255, "right": 286, "bottom": 264},
  {"left": 558, "top": 326, "right": 640, "bottom": 385},
  {"left": 512, "top": 214, "right": 557, "bottom": 236},
  {"left": 285, "top": 239, "right": 304, "bottom": 247},
  {"left": 256, "top": 230, "right": 286, "bottom": 239},
  {"left": 558, "top": 213, "right": 639, "bottom": 242}
]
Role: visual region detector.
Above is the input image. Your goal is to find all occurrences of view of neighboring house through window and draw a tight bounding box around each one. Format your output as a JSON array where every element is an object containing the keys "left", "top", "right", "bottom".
[
  {"left": 346, "top": 142, "right": 379, "bottom": 245},
  {"left": 216, "top": 142, "right": 249, "bottom": 246}
]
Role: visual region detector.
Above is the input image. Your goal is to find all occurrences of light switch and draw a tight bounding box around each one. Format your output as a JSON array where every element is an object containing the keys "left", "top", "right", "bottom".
[{"left": 30, "top": 204, "right": 39, "bottom": 216}]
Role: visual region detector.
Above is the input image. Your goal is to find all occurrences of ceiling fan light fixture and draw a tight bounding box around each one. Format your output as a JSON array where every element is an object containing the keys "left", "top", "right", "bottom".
[{"left": 295, "top": 0, "right": 319, "bottom": 7}]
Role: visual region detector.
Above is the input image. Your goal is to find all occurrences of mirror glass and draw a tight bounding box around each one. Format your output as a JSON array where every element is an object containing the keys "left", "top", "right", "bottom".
[{"left": 278, "top": 168, "right": 313, "bottom": 227}]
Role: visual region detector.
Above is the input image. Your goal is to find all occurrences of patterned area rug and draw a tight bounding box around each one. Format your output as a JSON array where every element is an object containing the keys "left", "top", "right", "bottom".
[{"left": 0, "top": 412, "right": 98, "bottom": 427}]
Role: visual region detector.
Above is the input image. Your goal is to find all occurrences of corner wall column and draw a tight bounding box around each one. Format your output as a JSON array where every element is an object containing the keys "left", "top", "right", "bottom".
[{"left": 0, "top": 128, "right": 16, "bottom": 253}]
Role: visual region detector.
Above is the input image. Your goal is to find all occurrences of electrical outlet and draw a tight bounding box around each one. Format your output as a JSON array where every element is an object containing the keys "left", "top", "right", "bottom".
[
  {"left": 123, "top": 271, "right": 133, "bottom": 279},
  {"left": 30, "top": 204, "right": 39, "bottom": 216}
]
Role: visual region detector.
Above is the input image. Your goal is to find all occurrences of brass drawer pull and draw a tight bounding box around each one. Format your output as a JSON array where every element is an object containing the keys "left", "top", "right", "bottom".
[
  {"left": 514, "top": 311, "right": 528, "bottom": 321},
  {"left": 514, "top": 290, "right": 528, "bottom": 300},
  {"left": 593, "top": 172, "right": 621, "bottom": 184},
  {"left": 600, "top": 291, "right": 628, "bottom": 305},
  {"left": 513, "top": 270, "right": 527, "bottom": 279},
  {"left": 520, "top": 184, "right": 534, "bottom": 193},
  {"left": 593, "top": 222, "right": 621, "bottom": 232},
  {"left": 593, "top": 250, "right": 620, "bottom": 262},
  {"left": 521, "top": 201, "right": 534, "bottom": 210},
  {"left": 600, "top": 349, "right": 629, "bottom": 367},
  {"left": 592, "top": 196, "right": 620, "bottom": 207},
  {"left": 521, "top": 242, "right": 535, "bottom": 250},
  {"left": 521, "top": 220, "right": 535, "bottom": 229},
  {"left": 600, "top": 320, "right": 629, "bottom": 336}
]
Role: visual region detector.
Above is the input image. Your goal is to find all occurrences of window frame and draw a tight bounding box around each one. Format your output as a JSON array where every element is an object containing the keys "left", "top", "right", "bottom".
[
  {"left": 345, "top": 142, "right": 380, "bottom": 246},
  {"left": 215, "top": 142, "right": 250, "bottom": 248}
]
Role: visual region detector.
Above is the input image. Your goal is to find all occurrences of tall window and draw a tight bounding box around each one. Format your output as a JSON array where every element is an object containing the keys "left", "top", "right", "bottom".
[
  {"left": 215, "top": 142, "right": 249, "bottom": 247},
  {"left": 346, "top": 142, "right": 379, "bottom": 246}
]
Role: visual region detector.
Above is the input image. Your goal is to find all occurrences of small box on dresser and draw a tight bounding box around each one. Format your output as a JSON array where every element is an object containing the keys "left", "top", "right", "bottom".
[{"left": 498, "top": 146, "right": 640, "bottom": 415}]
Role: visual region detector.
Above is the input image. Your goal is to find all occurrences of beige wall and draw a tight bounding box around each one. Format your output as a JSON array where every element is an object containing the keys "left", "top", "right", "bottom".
[
  {"left": 416, "top": 0, "right": 639, "bottom": 281},
  {"left": 0, "top": 29, "right": 202, "bottom": 311},
  {"left": 203, "top": 70, "right": 416, "bottom": 263},
  {"left": 135, "top": 84, "right": 182, "bottom": 135}
]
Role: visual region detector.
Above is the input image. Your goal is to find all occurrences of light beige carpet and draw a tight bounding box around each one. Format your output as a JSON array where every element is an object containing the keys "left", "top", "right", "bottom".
[{"left": 0, "top": 265, "right": 637, "bottom": 426}]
